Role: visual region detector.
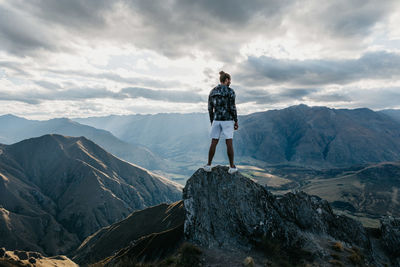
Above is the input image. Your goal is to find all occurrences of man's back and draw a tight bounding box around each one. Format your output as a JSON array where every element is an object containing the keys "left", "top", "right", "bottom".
[{"left": 208, "top": 84, "right": 237, "bottom": 123}]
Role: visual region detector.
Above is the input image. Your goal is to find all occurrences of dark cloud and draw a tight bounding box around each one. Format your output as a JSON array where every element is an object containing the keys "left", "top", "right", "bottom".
[
  {"left": 0, "top": 60, "right": 185, "bottom": 89},
  {"left": 0, "top": 85, "right": 205, "bottom": 104},
  {"left": 0, "top": 87, "right": 115, "bottom": 104},
  {"left": 1, "top": 0, "right": 399, "bottom": 114},
  {"left": 43, "top": 69, "right": 185, "bottom": 89},
  {"left": 308, "top": 93, "right": 352, "bottom": 103},
  {"left": 118, "top": 0, "right": 290, "bottom": 60},
  {"left": 17, "top": 0, "right": 112, "bottom": 29},
  {"left": 0, "top": 92, "right": 41, "bottom": 105},
  {"left": 316, "top": 1, "right": 394, "bottom": 38},
  {"left": 0, "top": 5, "right": 63, "bottom": 56},
  {"left": 0, "top": 0, "right": 397, "bottom": 60},
  {"left": 34, "top": 80, "right": 62, "bottom": 90},
  {"left": 235, "top": 87, "right": 317, "bottom": 104},
  {"left": 235, "top": 51, "right": 400, "bottom": 86},
  {"left": 0, "top": 1, "right": 111, "bottom": 56},
  {"left": 0, "top": 61, "right": 32, "bottom": 76},
  {"left": 121, "top": 87, "right": 205, "bottom": 103}
]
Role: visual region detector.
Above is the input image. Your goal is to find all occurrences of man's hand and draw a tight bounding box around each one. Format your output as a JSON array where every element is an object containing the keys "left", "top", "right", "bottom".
[{"left": 234, "top": 121, "right": 239, "bottom": 130}]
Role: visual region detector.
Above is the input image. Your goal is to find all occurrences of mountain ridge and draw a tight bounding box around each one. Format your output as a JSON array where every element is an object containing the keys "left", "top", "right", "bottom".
[
  {"left": 0, "top": 114, "right": 170, "bottom": 172},
  {"left": 0, "top": 134, "right": 182, "bottom": 256},
  {"left": 71, "top": 104, "right": 400, "bottom": 172}
]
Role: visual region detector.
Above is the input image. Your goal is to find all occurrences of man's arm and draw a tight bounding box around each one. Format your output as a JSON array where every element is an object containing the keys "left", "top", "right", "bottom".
[
  {"left": 229, "top": 91, "right": 238, "bottom": 123},
  {"left": 208, "top": 94, "right": 214, "bottom": 124}
]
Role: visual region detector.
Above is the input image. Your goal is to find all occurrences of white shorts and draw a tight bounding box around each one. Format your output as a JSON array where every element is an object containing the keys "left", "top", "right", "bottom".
[{"left": 209, "top": 120, "right": 234, "bottom": 139}]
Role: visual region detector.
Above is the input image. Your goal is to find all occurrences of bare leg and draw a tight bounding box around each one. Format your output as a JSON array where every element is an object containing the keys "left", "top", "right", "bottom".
[
  {"left": 208, "top": 138, "right": 219, "bottom": 165},
  {"left": 225, "top": 139, "right": 235, "bottom": 168}
]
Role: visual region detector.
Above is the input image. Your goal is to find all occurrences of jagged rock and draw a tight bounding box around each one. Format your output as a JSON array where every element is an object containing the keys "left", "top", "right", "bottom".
[
  {"left": 183, "top": 166, "right": 373, "bottom": 263},
  {"left": 380, "top": 216, "right": 400, "bottom": 258},
  {"left": 13, "top": 250, "right": 28, "bottom": 260},
  {"left": 27, "top": 252, "right": 42, "bottom": 259},
  {"left": 0, "top": 248, "right": 78, "bottom": 266}
]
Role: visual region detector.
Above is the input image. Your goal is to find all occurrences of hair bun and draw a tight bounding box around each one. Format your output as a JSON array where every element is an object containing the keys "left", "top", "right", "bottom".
[{"left": 219, "top": 71, "right": 225, "bottom": 75}]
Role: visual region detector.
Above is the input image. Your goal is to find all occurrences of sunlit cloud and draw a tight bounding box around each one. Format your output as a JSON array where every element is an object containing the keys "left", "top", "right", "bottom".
[{"left": 0, "top": 0, "right": 400, "bottom": 119}]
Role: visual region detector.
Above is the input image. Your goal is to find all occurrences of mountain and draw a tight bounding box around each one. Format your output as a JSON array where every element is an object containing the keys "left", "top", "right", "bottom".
[
  {"left": 0, "top": 134, "right": 182, "bottom": 256},
  {"left": 73, "top": 113, "right": 216, "bottom": 175},
  {"left": 234, "top": 104, "right": 400, "bottom": 168},
  {"left": 380, "top": 109, "right": 400, "bottom": 122},
  {"left": 72, "top": 113, "right": 209, "bottom": 155},
  {"left": 0, "top": 114, "right": 169, "bottom": 172},
  {"left": 72, "top": 105, "right": 400, "bottom": 171},
  {"left": 301, "top": 161, "right": 400, "bottom": 218}
]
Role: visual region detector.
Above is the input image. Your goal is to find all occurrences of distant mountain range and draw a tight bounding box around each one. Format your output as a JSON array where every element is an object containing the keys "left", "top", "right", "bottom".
[
  {"left": 235, "top": 105, "right": 400, "bottom": 168},
  {"left": 73, "top": 113, "right": 215, "bottom": 173},
  {"left": 0, "top": 114, "right": 170, "bottom": 172},
  {"left": 73, "top": 105, "right": 400, "bottom": 169},
  {"left": 380, "top": 109, "right": 400, "bottom": 122},
  {"left": 4, "top": 105, "right": 400, "bottom": 176},
  {"left": 0, "top": 134, "right": 182, "bottom": 256}
]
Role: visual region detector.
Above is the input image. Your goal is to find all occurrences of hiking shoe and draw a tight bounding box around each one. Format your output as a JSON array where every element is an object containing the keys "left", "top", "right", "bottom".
[
  {"left": 203, "top": 164, "right": 212, "bottom": 172},
  {"left": 228, "top": 167, "right": 238, "bottom": 174}
]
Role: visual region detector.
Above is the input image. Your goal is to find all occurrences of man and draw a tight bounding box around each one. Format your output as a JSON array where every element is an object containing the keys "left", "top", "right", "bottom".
[{"left": 203, "top": 71, "right": 239, "bottom": 174}]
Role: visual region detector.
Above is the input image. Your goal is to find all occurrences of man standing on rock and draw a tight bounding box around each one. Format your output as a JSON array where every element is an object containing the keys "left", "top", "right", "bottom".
[{"left": 204, "top": 71, "right": 239, "bottom": 174}]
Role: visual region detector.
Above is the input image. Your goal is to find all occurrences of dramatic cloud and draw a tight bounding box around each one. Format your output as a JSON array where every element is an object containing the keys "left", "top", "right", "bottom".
[
  {"left": 121, "top": 87, "right": 205, "bottom": 103},
  {"left": 235, "top": 51, "right": 400, "bottom": 86},
  {"left": 2, "top": 0, "right": 397, "bottom": 60},
  {"left": 0, "top": 84, "right": 206, "bottom": 105},
  {"left": 235, "top": 87, "right": 318, "bottom": 105},
  {"left": 0, "top": 0, "right": 400, "bottom": 119}
]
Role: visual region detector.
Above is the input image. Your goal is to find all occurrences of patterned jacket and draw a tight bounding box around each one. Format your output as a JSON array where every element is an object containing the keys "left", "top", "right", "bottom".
[{"left": 208, "top": 84, "right": 238, "bottom": 123}]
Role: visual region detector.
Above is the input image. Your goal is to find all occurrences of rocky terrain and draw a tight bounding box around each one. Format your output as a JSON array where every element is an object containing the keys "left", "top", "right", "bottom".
[
  {"left": 0, "top": 134, "right": 182, "bottom": 256},
  {"left": 65, "top": 166, "right": 400, "bottom": 266},
  {"left": 0, "top": 247, "right": 77, "bottom": 267},
  {"left": 183, "top": 166, "right": 400, "bottom": 266}
]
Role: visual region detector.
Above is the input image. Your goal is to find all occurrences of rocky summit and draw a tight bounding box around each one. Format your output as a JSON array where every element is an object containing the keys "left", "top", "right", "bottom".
[{"left": 183, "top": 165, "right": 400, "bottom": 266}]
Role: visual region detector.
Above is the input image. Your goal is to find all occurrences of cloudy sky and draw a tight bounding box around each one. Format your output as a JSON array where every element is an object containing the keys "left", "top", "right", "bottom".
[{"left": 1, "top": 0, "right": 400, "bottom": 120}]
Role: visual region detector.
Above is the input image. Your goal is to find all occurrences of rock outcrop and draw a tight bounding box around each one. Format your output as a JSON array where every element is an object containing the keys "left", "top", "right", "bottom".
[
  {"left": 183, "top": 166, "right": 400, "bottom": 266},
  {"left": 0, "top": 247, "right": 77, "bottom": 266},
  {"left": 381, "top": 217, "right": 400, "bottom": 264}
]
